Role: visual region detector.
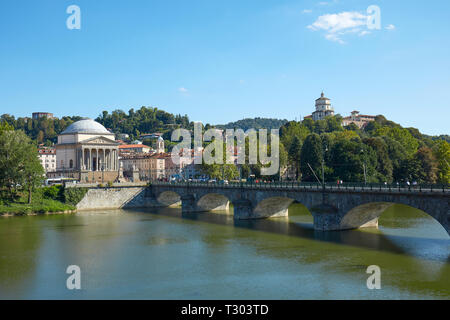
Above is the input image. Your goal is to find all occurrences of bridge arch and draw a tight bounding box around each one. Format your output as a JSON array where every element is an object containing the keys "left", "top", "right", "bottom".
[
  {"left": 197, "top": 193, "right": 231, "bottom": 212},
  {"left": 253, "top": 197, "right": 295, "bottom": 219},
  {"left": 156, "top": 191, "right": 181, "bottom": 207},
  {"left": 340, "top": 202, "right": 449, "bottom": 236}
]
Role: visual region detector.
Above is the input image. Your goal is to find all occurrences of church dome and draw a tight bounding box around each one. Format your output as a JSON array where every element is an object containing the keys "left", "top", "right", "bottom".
[{"left": 61, "top": 118, "right": 111, "bottom": 134}]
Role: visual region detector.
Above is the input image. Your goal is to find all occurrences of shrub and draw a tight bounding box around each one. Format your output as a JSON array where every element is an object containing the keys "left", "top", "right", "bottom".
[
  {"left": 42, "top": 185, "right": 64, "bottom": 200},
  {"left": 63, "top": 187, "right": 88, "bottom": 205}
]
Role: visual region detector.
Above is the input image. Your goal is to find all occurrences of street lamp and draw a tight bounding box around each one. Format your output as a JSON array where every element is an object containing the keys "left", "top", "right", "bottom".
[
  {"left": 360, "top": 149, "right": 367, "bottom": 185},
  {"left": 322, "top": 146, "right": 328, "bottom": 188}
]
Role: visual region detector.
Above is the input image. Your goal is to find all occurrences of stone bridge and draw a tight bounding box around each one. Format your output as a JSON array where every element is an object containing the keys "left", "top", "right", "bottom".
[{"left": 148, "top": 182, "right": 450, "bottom": 235}]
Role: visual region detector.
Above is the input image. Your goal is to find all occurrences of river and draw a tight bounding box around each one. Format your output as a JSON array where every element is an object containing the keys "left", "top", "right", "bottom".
[{"left": 0, "top": 204, "right": 448, "bottom": 299}]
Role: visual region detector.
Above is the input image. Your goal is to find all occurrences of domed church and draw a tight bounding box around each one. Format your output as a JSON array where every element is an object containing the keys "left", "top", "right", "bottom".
[{"left": 49, "top": 118, "right": 120, "bottom": 183}]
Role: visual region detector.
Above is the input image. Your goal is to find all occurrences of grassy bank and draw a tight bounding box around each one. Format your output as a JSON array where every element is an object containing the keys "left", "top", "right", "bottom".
[{"left": 0, "top": 185, "right": 85, "bottom": 215}]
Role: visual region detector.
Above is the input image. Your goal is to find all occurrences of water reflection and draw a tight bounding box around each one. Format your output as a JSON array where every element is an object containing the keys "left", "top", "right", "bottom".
[
  {"left": 0, "top": 203, "right": 448, "bottom": 299},
  {"left": 158, "top": 204, "right": 449, "bottom": 262},
  {"left": 0, "top": 216, "right": 42, "bottom": 298}
]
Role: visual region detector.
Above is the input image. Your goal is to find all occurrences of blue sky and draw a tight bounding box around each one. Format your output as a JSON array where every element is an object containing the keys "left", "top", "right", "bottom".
[{"left": 0, "top": 0, "right": 449, "bottom": 135}]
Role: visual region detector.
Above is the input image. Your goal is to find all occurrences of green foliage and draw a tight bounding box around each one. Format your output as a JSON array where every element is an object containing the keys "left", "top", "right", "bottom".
[
  {"left": 95, "top": 107, "right": 192, "bottom": 142},
  {"left": 1, "top": 114, "right": 81, "bottom": 146},
  {"left": 42, "top": 185, "right": 64, "bottom": 201},
  {"left": 0, "top": 186, "right": 74, "bottom": 215},
  {"left": 63, "top": 187, "right": 88, "bottom": 205},
  {"left": 300, "top": 134, "right": 324, "bottom": 182},
  {"left": 217, "top": 118, "right": 288, "bottom": 131},
  {"left": 433, "top": 140, "right": 450, "bottom": 184},
  {"left": 411, "top": 147, "right": 438, "bottom": 184},
  {"left": 0, "top": 129, "right": 45, "bottom": 202},
  {"left": 374, "top": 126, "right": 419, "bottom": 156},
  {"left": 363, "top": 137, "right": 393, "bottom": 183}
]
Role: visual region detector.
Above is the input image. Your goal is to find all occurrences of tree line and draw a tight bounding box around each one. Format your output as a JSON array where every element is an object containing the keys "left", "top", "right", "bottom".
[{"left": 280, "top": 115, "right": 449, "bottom": 184}]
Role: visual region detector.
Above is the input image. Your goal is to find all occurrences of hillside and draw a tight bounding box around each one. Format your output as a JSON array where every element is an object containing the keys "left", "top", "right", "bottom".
[{"left": 216, "top": 117, "right": 288, "bottom": 131}]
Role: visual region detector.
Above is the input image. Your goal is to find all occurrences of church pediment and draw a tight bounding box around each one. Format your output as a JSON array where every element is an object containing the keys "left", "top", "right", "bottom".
[{"left": 80, "top": 136, "right": 119, "bottom": 145}]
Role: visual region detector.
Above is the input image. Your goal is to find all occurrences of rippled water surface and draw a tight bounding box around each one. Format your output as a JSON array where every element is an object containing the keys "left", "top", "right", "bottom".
[{"left": 0, "top": 204, "right": 448, "bottom": 299}]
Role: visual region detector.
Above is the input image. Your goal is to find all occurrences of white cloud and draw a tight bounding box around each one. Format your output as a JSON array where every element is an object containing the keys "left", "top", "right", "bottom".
[
  {"left": 359, "top": 30, "right": 371, "bottom": 37},
  {"left": 308, "top": 11, "right": 369, "bottom": 43},
  {"left": 178, "top": 87, "right": 188, "bottom": 93},
  {"left": 302, "top": 9, "right": 312, "bottom": 14},
  {"left": 385, "top": 24, "right": 396, "bottom": 30}
]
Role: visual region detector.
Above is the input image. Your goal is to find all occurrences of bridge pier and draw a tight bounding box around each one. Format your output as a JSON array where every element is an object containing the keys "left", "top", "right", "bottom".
[
  {"left": 181, "top": 194, "right": 198, "bottom": 214},
  {"left": 233, "top": 199, "right": 254, "bottom": 220}
]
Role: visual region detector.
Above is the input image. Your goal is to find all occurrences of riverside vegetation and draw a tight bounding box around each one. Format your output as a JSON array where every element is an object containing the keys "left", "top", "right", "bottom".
[{"left": 0, "top": 122, "right": 87, "bottom": 215}]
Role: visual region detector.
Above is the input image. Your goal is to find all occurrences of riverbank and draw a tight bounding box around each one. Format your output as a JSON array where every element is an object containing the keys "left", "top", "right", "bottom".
[
  {"left": 0, "top": 199, "right": 76, "bottom": 216},
  {"left": 0, "top": 185, "right": 82, "bottom": 216}
]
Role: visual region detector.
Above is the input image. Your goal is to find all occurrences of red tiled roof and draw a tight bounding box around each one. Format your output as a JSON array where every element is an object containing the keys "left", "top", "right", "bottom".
[
  {"left": 38, "top": 148, "right": 55, "bottom": 154},
  {"left": 119, "top": 144, "right": 151, "bottom": 149}
]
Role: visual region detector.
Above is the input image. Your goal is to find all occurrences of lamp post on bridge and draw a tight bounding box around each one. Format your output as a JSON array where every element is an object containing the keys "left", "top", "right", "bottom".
[
  {"left": 360, "top": 149, "right": 367, "bottom": 185},
  {"left": 321, "top": 145, "right": 328, "bottom": 189}
]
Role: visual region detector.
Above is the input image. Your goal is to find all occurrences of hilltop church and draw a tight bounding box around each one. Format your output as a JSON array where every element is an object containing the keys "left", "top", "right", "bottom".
[
  {"left": 304, "top": 92, "right": 375, "bottom": 128},
  {"left": 304, "top": 92, "right": 335, "bottom": 121}
]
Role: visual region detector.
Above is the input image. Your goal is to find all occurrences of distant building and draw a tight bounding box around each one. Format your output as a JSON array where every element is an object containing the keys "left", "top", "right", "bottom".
[
  {"left": 156, "top": 136, "right": 165, "bottom": 153},
  {"left": 342, "top": 111, "right": 376, "bottom": 129},
  {"left": 304, "top": 92, "right": 335, "bottom": 121},
  {"left": 119, "top": 144, "right": 152, "bottom": 154},
  {"left": 120, "top": 152, "right": 166, "bottom": 181},
  {"left": 116, "top": 133, "right": 130, "bottom": 141},
  {"left": 165, "top": 149, "right": 203, "bottom": 180},
  {"left": 140, "top": 133, "right": 163, "bottom": 140},
  {"left": 32, "top": 112, "right": 54, "bottom": 120},
  {"left": 38, "top": 147, "right": 56, "bottom": 173}
]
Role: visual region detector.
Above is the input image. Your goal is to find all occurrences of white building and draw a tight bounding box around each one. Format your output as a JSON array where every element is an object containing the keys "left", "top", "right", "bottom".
[
  {"left": 342, "top": 111, "right": 376, "bottom": 129},
  {"left": 305, "top": 92, "right": 335, "bottom": 121},
  {"left": 48, "top": 118, "right": 120, "bottom": 183},
  {"left": 38, "top": 147, "right": 56, "bottom": 173},
  {"left": 156, "top": 136, "right": 165, "bottom": 153}
]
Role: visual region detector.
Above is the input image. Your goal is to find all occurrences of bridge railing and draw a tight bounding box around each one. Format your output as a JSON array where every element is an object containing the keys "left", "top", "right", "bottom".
[{"left": 149, "top": 181, "right": 450, "bottom": 193}]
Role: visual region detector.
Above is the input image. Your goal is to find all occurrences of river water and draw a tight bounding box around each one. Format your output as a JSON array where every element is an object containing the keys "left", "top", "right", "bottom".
[{"left": 0, "top": 204, "right": 448, "bottom": 299}]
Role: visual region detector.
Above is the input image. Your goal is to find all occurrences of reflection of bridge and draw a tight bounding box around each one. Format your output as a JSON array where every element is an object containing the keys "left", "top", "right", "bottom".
[{"left": 149, "top": 182, "right": 450, "bottom": 235}]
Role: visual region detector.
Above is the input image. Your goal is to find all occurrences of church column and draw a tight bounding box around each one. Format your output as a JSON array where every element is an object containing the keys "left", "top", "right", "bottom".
[
  {"left": 105, "top": 149, "right": 108, "bottom": 171},
  {"left": 113, "top": 149, "right": 116, "bottom": 171},
  {"left": 114, "top": 149, "right": 117, "bottom": 171},
  {"left": 81, "top": 147, "right": 84, "bottom": 170},
  {"left": 88, "top": 149, "right": 91, "bottom": 171},
  {"left": 107, "top": 149, "right": 111, "bottom": 171},
  {"left": 92, "top": 148, "right": 98, "bottom": 171}
]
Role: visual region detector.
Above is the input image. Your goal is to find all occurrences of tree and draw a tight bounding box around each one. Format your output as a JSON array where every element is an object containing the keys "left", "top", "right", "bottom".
[
  {"left": 433, "top": 140, "right": 450, "bottom": 184},
  {"left": 329, "top": 139, "right": 377, "bottom": 183},
  {"left": 375, "top": 126, "right": 419, "bottom": 156},
  {"left": 288, "top": 136, "right": 302, "bottom": 180},
  {"left": 300, "top": 134, "right": 323, "bottom": 182},
  {"left": 363, "top": 137, "right": 393, "bottom": 183},
  {"left": 413, "top": 147, "right": 438, "bottom": 184},
  {"left": 0, "top": 129, "right": 44, "bottom": 201}
]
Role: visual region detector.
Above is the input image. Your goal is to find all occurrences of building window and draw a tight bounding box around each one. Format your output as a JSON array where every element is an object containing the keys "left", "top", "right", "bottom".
[{"left": 70, "top": 159, "right": 73, "bottom": 168}]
